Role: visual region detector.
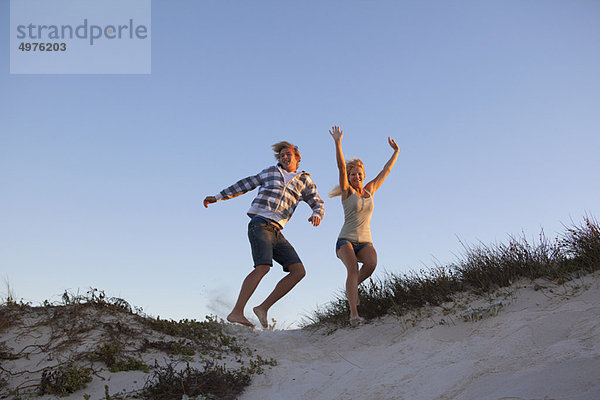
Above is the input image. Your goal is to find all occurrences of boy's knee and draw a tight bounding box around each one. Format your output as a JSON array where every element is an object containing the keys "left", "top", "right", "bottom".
[
  {"left": 297, "top": 268, "right": 306, "bottom": 280},
  {"left": 288, "top": 263, "right": 306, "bottom": 279},
  {"left": 254, "top": 264, "right": 271, "bottom": 275}
]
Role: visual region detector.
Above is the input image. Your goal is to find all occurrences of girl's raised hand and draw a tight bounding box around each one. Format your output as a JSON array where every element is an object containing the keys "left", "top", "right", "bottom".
[
  {"left": 329, "top": 125, "right": 343, "bottom": 142},
  {"left": 388, "top": 137, "right": 399, "bottom": 152}
]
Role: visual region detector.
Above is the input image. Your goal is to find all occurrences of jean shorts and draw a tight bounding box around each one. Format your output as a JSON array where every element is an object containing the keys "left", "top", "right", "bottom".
[
  {"left": 336, "top": 238, "right": 373, "bottom": 256},
  {"left": 248, "top": 217, "right": 302, "bottom": 272}
]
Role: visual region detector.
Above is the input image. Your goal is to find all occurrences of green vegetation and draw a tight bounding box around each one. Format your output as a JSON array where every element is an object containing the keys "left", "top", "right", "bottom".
[
  {"left": 38, "top": 363, "right": 92, "bottom": 396},
  {"left": 142, "top": 315, "right": 244, "bottom": 355},
  {"left": 90, "top": 342, "right": 150, "bottom": 373},
  {"left": 0, "top": 373, "right": 8, "bottom": 392},
  {"left": 142, "top": 338, "right": 197, "bottom": 357},
  {"left": 1, "top": 288, "right": 276, "bottom": 399},
  {"left": 142, "top": 361, "right": 251, "bottom": 400},
  {"left": 305, "top": 216, "right": 600, "bottom": 327},
  {"left": 2, "top": 215, "right": 597, "bottom": 398}
]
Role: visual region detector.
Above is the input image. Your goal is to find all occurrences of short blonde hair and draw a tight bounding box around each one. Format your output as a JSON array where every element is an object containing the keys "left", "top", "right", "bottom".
[
  {"left": 329, "top": 158, "right": 365, "bottom": 198},
  {"left": 272, "top": 141, "right": 301, "bottom": 164}
]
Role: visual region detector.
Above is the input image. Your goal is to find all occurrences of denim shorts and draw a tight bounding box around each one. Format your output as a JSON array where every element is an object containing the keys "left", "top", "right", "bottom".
[
  {"left": 248, "top": 217, "right": 302, "bottom": 272},
  {"left": 336, "top": 238, "right": 373, "bottom": 256}
]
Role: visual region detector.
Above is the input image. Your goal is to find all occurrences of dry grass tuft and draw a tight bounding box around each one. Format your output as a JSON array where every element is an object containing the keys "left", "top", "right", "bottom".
[
  {"left": 0, "top": 288, "right": 276, "bottom": 399},
  {"left": 305, "top": 216, "right": 600, "bottom": 328}
]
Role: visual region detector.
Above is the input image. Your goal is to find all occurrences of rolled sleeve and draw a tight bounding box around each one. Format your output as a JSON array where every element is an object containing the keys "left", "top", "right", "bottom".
[{"left": 302, "top": 179, "right": 325, "bottom": 219}]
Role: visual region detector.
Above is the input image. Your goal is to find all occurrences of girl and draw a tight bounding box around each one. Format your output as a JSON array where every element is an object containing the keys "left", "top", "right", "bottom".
[{"left": 329, "top": 125, "right": 399, "bottom": 325}]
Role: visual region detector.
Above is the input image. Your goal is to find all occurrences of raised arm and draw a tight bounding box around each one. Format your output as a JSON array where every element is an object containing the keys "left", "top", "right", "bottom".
[
  {"left": 365, "top": 137, "right": 399, "bottom": 194},
  {"left": 329, "top": 126, "right": 349, "bottom": 194}
]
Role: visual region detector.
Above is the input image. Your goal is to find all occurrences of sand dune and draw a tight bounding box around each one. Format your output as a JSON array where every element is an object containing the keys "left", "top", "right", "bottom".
[
  {"left": 1, "top": 272, "right": 599, "bottom": 400},
  {"left": 235, "top": 273, "right": 600, "bottom": 400}
]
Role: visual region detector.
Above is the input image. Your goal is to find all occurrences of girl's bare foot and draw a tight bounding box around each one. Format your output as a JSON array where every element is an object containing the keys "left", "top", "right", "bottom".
[
  {"left": 227, "top": 312, "right": 254, "bottom": 328},
  {"left": 349, "top": 316, "right": 364, "bottom": 327},
  {"left": 253, "top": 306, "right": 268, "bottom": 328}
]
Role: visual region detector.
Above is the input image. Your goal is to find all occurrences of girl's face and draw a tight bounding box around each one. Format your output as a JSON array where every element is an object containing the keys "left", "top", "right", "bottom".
[{"left": 348, "top": 167, "right": 364, "bottom": 189}]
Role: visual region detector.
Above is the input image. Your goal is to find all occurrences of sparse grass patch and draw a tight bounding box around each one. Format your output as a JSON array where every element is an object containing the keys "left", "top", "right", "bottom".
[
  {"left": 142, "top": 361, "right": 251, "bottom": 400},
  {"left": 1, "top": 287, "right": 276, "bottom": 398},
  {"left": 560, "top": 216, "right": 600, "bottom": 273},
  {"left": 90, "top": 342, "right": 150, "bottom": 373},
  {"left": 241, "top": 354, "right": 278, "bottom": 375},
  {"left": 305, "top": 216, "right": 600, "bottom": 328},
  {"left": 111, "top": 358, "right": 150, "bottom": 373},
  {"left": 38, "top": 363, "right": 92, "bottom": 396},
  {"left": 0, "top": 372, "right": 8, "bottom": 392},
  {"left": 0, "top": 341, "right": 18, "bottom": 361},
  {"left": 91, "top": 342, "right": 122, "bottom": 367},
  {"left": 142, "top": 315, "right": 244, "bottom": 355},
  {"left": 142, "top": 338, "right": 197, "bottom": 357},
  {"left": 0, "top": 303, "right": 28, "bottom": 333}
]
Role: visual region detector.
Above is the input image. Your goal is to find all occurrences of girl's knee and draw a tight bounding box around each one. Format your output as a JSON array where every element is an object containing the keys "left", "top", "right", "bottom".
[{"left": 362, "top": 262, "right": 376, "bottom": 275}]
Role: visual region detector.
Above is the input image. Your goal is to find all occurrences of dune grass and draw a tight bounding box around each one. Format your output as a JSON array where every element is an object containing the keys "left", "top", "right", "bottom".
[
  {"left": 2, "top": 216, "right": 598, "bottom": 398},
  {"left": 0, "top": 289, "right": 275, "bottom": 399},
  {"left": 304, "top": 216, "right": 600, "bottom": 327}
]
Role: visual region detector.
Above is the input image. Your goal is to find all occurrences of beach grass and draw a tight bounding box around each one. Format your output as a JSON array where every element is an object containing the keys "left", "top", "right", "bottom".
[
  {"left": 303, "top": 215, "right": 600, "bottom": 328},
  {"left": 0, "top": 289, "right": 275, "bottom": 399},
  {"left": 1, "top": 215, "right": 598, "bottom": 398}
]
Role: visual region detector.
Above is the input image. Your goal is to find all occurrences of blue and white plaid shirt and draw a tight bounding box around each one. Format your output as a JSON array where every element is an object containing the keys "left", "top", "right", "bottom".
[{"left": 216, "top": 165, "right": 324, "bottom": 228}]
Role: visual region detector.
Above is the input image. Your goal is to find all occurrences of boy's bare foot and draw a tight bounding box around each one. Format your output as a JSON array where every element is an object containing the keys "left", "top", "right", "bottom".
[
  {"left": 227, "top": 312, "right": 254, "bottom": 328},
  {"left": 253, "top": 306, "right": 268, "bottom": 328}
]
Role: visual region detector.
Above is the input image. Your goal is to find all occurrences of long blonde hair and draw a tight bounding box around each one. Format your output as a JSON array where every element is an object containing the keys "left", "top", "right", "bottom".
[{"left": 329, "top": 158, "right": 365, "bottom": 198}]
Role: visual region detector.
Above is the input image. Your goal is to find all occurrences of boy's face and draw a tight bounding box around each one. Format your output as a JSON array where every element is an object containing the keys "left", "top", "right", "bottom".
[{"left": 279, "top": 147, "right": 298, "bottom": 172}]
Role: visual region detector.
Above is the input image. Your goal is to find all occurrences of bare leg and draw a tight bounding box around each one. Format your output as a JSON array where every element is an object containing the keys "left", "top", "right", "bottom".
[
  {"left": 227, "top": 265, "right": 270, "bottom": 327},
  {"left": 357, "top": 246, "right": 377, "bottom": 285},
  {"left": 254, "top": 263, "right": 306, "bottom": 328},
  {"left": 337, "top": 245, "right": 360, "bottom": 320}
]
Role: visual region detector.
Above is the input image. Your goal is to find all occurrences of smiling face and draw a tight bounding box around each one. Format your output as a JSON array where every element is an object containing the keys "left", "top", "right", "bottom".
[
  {"left": 348, "top": 166, "right": 365, "bottom": 189},
  {"left": 279, "top": 147, "right": 299, "bottom": 172}
]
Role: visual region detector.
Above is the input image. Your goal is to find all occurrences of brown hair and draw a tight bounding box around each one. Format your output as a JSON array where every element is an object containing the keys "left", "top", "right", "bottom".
[
  {"left": 272, "top": 141, "right": 301, "bottom": 164},
  {"left": 329, "top": 158, "right": 365, "bottom": 198}
]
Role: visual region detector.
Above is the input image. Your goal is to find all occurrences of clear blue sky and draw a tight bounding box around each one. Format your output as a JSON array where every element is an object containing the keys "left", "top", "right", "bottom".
[{"left": 2, "top": 1, "right": 599, "bottom": 327}]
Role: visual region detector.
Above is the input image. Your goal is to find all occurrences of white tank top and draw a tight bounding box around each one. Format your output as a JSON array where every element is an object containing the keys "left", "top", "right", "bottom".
[{"left": 338, "top": 190, "right": 374, "bottom": 243}]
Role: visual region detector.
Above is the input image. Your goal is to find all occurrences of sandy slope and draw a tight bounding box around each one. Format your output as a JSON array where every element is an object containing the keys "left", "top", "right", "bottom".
[
  {"left": 2, "top": 273, "right": 599, "bottom": 400},
  {"left": 233, "top": 273, "right": 600, "bottom": 400}
]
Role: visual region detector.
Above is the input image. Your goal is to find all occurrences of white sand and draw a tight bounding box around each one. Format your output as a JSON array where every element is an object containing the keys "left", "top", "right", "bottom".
[
  {"left": 2, "top": 272, "right": 599, "bottom": 400},
  {"left": 235, "top": 273, "right": 600, "bottom": 400}
]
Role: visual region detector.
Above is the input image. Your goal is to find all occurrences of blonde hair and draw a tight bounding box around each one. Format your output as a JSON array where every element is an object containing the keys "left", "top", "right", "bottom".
[
  {"left": 329, "top": 158, "right": 365, "bottom": 198},
  {"left": 272, "top": 141, "right": 301, "bottom": 164}
]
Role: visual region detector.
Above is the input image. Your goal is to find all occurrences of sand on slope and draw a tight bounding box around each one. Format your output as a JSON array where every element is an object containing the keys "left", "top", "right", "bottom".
[
  {"left": 234, "top": 273, "right": 600, "bottom": 400},
  {"left": 2, "top": 272, "right": 599, "bottom": 400}
]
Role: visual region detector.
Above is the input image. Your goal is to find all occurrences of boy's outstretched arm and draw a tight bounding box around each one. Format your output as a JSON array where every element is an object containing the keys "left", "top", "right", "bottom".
[{"left": 203, "top": 172, "right": 263, "bottom": 208}]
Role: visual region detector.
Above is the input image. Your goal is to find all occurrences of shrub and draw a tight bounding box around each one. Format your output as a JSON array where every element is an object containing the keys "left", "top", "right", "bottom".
[
  {"left": 142, "top": 315, "right": 243, "bottom": 354},
  {"left": 38, "top": 363, "right": 92, "bottom": 396},
  {"left": 90, "top": 342, "right": 149, "bottom": 373},
  {"left": 142, "top": 361, "right": 251, "bottom": 400}
]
